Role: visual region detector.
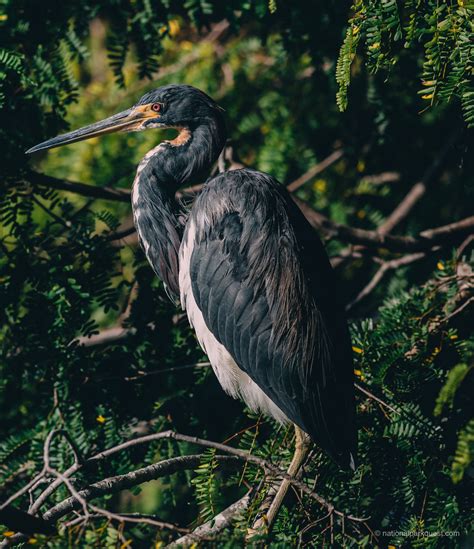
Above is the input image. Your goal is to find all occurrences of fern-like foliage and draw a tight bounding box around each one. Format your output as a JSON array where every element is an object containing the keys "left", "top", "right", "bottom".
[
  {"left": 452, "top": 419, "right": 474, "bottom": 483},
  {"left": 336, "top": 24, "right": 361, "bottom": 111},
  {"left": 191, "top": 448, "right": 220, "bottom": 522},
  {"left": 0, "top": 48, "right": 27, "bottom": 107},
  {"left": 434, "top": 363, "right": 471, "bottom": 416},
  {"left": 336, "top": 0, "right": 474, "bottom": 127}
]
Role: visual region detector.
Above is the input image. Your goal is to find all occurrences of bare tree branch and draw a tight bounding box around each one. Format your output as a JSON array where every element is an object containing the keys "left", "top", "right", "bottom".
[
  {"left": 41, "top": 454, "right": 241, "bottom": 520},
  {"left": 294, "top": 198, "right": 474, "bottom": 253},
  {"left": 346, "top": 252, "right": 426, "bottom": 311},
  {"left": 0, "top": 454, "right": 241, "bottom": 547},
  {"left": 286, "top": 149, "right": 344, "bottom": 193},
  {"left": 31, "top": 172, "right": 131, "bottom": 202},
  {"left": 377, "top": 182, "right": 426, "bottom": 235},
  {"left": 1, "top": 429, "right": 369, "bottom": 547},
  {"left": 72, "top": 326, "right": 136, "bottom": 347},
  {"left": 360, "top": 172, "right": 400, "bottom": 185},
  {"left": 167, "top": 491, "right": 252, "bottom": 547}
]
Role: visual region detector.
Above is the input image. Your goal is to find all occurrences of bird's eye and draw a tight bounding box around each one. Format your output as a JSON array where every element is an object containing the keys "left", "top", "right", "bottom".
[{"left": 151, "top": 103, "right": 162, "bottom": 113}]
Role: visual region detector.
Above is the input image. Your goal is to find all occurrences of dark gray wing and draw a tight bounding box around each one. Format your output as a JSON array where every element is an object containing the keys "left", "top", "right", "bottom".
[{"left": 188, "top": 168, "right": 356, "bottom": 468}]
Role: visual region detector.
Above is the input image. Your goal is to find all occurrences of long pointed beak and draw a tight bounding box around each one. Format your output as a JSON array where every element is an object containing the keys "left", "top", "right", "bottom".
[{"left": 25, "top": 106, "right": 155, "bottom": 154}]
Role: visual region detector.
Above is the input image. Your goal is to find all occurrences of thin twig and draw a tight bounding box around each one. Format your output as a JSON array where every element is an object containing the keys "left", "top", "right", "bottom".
[
  {"left": 123, "top": 361, "right": 211, "bottom": 381},
  {"left": 105, "top": 225, "right": 136, "bottom": 242},
  {"left": 30, "top": 195, "right": 71, "bottom": 229},
  {"left": 456, "top": 234, "right": 474, "bottom": 260},
  {"left": 0, "top": 472, "right": 46, "bottom": 511},
  {"left": 64, "top": 512, "right": 190, "bottom": 534},
  {"left": 286, "top": 149, "right": 344, "bottom": 193},
  {"left": 346, "top": 252, "right": 426, "bottom": 311},
  {"left": 440, "top": 296, "right": 473, "bottom": 325},
  {"left": 354, "top": 383, "right": 399, "bottom": 416},
  {"left": 360, "top": 172, "right": 400, "bottom": 185},
  {"left": 86, "top": 361, "right": 212, "bottom": 385}
]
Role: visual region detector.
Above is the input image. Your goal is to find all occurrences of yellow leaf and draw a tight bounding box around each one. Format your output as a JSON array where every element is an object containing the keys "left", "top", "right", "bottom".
[
  {"left": 96, "top": 415, "right": 106, "bottom": 424},
  {"left": 120, "top": 540, "right": 132, "bottom": 548},
  {"left": 422, "top": 94, "right": 434, "bottom": 100},
  {"left": 313, "top": 179, "right": 327, "bottom": 193},
  {"left": 437, "top": 261, "right": 445, "bottom": 270},
  {"left": 368, "top": 42, "right": 380, "bottom": 51},
  {"left": 354, "top": 369, "right": 362, "bottom": 377},
  {"left": 181, "top": 40, "right": 193, "bottom": 52},
  {"left": 28, "top": 539, "right": 38, "bottom": 545},
  {"left": 357, "top": 210, "right": 366, "bottom": 219},
  {"left": 352, "top": 346, "right": 363, "bottom": 354},
  {"left": 3, "top": 532, "right": 15, "bottom": 537},
  {"left": 169, "top": 19, "right": 180, "bottom": 37},
  {"left": 450, "top": 334, "right": 458, "bottom": 340}
]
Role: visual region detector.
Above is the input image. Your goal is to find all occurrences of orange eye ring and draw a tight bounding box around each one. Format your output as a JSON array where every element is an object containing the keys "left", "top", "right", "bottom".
[{"left": 151, "top": 103, "right": 162, "bottom": 113}]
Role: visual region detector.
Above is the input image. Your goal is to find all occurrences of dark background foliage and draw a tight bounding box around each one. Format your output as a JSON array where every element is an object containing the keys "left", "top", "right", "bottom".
[{"left": 1, "top": 1, "right": 473, "bottom": 547}]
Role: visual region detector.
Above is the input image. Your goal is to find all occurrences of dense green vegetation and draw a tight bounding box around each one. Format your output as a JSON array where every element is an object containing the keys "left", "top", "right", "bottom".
[{"left": 1, "top": 1, "right": 473, "bottom": 547}]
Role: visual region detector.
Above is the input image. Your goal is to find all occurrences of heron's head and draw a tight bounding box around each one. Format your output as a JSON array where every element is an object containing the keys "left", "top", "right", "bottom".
[{"left": 26, "top": 84, "right": 225, "bottom": 154}]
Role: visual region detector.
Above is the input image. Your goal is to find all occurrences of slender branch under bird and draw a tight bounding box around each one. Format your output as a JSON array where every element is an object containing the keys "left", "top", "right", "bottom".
[{"left": 1, "top": 429, "right": 370, "bottom": 548}]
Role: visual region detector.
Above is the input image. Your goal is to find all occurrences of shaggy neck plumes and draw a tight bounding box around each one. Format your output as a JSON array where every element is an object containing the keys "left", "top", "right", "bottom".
[{"left": 131, "top": 118, "right": 226, "bottom": 297}]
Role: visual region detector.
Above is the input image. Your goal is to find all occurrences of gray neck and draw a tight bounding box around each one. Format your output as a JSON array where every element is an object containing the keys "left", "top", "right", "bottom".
[{"left": 131, "top": 122, "right": 226, "bottom": 297}]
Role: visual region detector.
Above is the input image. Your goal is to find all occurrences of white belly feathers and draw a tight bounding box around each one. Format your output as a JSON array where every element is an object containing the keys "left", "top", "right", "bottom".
[{"left": 178, "top": 218, "right": 288, "bottom": 424}]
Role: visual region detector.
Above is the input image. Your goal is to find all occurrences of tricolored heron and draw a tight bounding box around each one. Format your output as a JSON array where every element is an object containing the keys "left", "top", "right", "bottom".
[{"left": 27, "top": 84, "right": 357, "bottom": 532}]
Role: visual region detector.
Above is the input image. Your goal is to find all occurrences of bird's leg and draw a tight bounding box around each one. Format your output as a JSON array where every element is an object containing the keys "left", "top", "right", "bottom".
[{"left": 247, "top": 425, "right": 311, "bottom": 539}]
